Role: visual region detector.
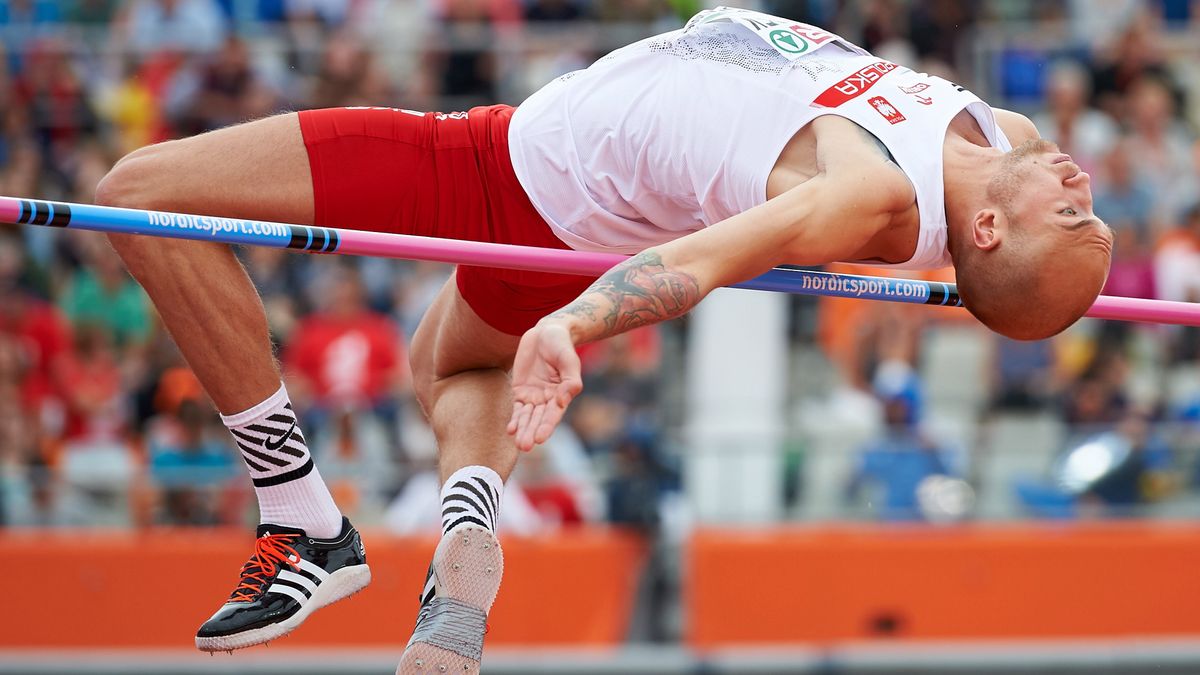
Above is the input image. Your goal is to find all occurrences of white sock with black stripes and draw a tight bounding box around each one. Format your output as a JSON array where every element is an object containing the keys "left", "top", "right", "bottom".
[
  {"left": 221, "top": 383, "right": 343, "bottom": 538},
  {"left": 418, "top": 465, "right": 504, "bottom": 605},
  {"left": 440, "top": 466, "right": 503, "bottom": 534}
]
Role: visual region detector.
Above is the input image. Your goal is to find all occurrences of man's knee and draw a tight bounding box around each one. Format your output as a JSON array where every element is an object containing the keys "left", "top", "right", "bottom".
[
  {"left": 97, "top": 141, "right": 206, "bottom": 273},
  {"left": 94, "top": 141, "right": 180, "bottom": 211}
]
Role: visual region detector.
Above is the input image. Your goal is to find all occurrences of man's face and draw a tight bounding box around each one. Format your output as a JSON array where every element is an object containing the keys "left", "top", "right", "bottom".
[
  {"left": 988, "top": 139, "right": 1114, "bottom": 261},
  {"left": 983, "top": 139, "right": 1115, "bottom": 333}
]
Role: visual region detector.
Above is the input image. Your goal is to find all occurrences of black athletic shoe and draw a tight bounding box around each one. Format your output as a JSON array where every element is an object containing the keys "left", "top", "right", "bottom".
[{"left": 195, "top": 517, "right": 371, "bottom": 652}]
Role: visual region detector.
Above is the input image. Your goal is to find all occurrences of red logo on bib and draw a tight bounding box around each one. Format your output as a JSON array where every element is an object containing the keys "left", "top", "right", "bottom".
[
  {"left": 812, "top": 61, "right": 899, "bottom": 107},
  {"left": 869, "top": 97, "right": 906, "bottom": 124}
]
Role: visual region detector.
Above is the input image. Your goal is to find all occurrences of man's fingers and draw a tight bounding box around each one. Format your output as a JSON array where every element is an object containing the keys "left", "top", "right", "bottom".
[
  {"left": 512, "top": 401, "right": 534, "bottom": 443},
  {"left": 507, "top": 401, "right": 528, "bottom": 435},
  {"left": 524, "top": 404, "right": 549, "bottom": 450},
  {"left": 516, "top": 403, "right": 544, "bottom": 451},
  {"left": 534, "top": 404, "right": 567, "bottom": 446}
]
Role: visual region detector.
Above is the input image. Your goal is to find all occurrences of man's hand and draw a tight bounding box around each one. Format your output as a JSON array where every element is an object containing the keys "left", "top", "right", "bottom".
[{"left": 507, "top": 321, "right": 583, "bottom": 451}]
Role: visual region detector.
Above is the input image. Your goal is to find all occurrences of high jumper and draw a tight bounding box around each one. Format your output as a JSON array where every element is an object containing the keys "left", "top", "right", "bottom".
[{"left": 7, "top": 6, "right": 1131, "bottom": 673}]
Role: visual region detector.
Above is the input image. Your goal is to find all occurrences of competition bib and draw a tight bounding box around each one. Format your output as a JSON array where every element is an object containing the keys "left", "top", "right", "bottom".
[{"left": 684, "top": 6, "right": 866, "bottom": 61}]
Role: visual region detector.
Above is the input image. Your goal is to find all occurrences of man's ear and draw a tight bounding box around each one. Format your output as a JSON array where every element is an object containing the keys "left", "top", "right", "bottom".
[{"left": 972, "top": 209, "right": 1004, "bottom": 251}]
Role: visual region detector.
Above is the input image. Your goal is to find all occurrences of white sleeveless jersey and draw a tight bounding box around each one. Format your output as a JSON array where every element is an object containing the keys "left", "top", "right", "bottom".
[{"left": 507, "top": 7, "right": 1013, "bottom": 270}]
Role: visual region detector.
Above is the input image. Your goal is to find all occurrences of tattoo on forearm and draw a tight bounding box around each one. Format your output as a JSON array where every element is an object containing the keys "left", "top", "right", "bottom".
[{"left": 550, "top": 251, "right": 702, "bottom": 339}]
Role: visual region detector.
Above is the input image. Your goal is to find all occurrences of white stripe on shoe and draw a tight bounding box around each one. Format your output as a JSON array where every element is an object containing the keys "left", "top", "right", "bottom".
[
  {"left": 277, "top": 569, "right": 319, "bottom": 595},
  {"left": 267, "top": 583, "right": 310, "bottom": 604},
  {"left": 298, "top": 557, "right": 331, "bottom": 581}
]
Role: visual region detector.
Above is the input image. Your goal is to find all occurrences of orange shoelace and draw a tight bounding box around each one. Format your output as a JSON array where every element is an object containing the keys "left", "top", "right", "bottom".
[{"left": 230, "top": 533, "right": 301, "bottom": 602}]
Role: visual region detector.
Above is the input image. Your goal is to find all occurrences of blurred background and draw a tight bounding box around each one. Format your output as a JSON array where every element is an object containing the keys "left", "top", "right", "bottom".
[{"left": 2, "top": 0, "right": 1200, "bottom": 673}]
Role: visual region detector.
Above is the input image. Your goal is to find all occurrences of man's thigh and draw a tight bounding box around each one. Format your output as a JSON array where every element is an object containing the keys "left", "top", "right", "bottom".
[
  {"left": 412, "top": 274, "right": 523, "bottom": 387},
  {"left": 104, "top": 113, "right": 315, "bottom": 225}
]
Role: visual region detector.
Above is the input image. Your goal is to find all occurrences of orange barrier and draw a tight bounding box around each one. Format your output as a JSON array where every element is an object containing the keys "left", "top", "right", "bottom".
[
  {"left": 687, "top": 522, "right": 1200, "bottom": 647},
  {"left": 0, "top": 528, "right": 644, "bottom": 648}
]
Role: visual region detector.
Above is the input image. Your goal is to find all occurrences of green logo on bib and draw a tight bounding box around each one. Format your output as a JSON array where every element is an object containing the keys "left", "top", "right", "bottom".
[{"left": 769, "top": 29, "right": 809, "bottom": 54}]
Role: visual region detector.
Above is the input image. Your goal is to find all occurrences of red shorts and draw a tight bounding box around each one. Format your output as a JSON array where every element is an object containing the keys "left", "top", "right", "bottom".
[{"left": 298, "top": 105, "right": 595, "bottom": 336}]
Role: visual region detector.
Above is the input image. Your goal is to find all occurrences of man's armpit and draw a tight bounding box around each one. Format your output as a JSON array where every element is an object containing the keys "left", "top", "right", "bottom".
[{"left": 853, "top": 123, "right": 897, "bottom": 165}]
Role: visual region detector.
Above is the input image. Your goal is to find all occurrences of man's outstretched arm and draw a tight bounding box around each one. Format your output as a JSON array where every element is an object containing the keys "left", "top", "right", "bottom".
[
  {"left": 547, "top": 249, "right": 703, "bottom": 339},
  {"left": 507, "top": 166, "right": 908, "bottom": 450}
]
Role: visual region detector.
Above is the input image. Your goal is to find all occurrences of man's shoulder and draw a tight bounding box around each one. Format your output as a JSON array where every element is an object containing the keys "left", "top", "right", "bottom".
[{"left": 992, "top": 108, "right": 1040, "bottom": 146}]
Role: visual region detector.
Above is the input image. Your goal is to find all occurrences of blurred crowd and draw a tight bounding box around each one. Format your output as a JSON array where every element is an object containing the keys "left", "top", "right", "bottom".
[
  {"left": 789, "top": 0, "right": 1200, "bottom": 523},
  {"left": 0, "top": 0, "right": 1199, "bottom": 540},
  {"left": 0, "top": 0, "right": 683, "bottom": 531}
]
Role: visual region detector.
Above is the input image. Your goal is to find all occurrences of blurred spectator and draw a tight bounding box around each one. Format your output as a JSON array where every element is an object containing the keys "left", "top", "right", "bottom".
[
  {"left": 1060, "top": 348, "right": 1130, "bottom": 429},
  {"left": 147, "top": 398, "right": 238, "bottom": 525},
  {"left": 1093, "top": 137, "right": 1158, "bottom": 300},
  {"left": 514, "top": 425, "right": 604, "bottom": 527},
  {"left": 1103, "top": 226, "right": 1157, "bottom": 302},
  {"left": 1089, "top": 16, "right": 1178, "bottom": 120},
  {"left": 1154, "top": 205, "right": 1200, "bottom": 305},
  {"left": 12, "top": 39, "right": 99, "bottom": 191},
  {"left": 310, "top": 31, "right": 391, "bottom": 109},
  {"left": 310, "top": 406, "right": 396, "bottom": 519},
  {"left": 174, "top": 35, "right": 280, "bottom": 134},
  {"left": 101, "top": 57, "right": 164, "bottom": 154},
  {"left": 427, "top": 0, "right": 520, "bottom": 107},
  {"left": 906, "top": 0, "right": 976, "bottom": 72},
  {"left": 391, "top": 262, "right": 452, "bottom": 339},
  {"left": 0, "top": 235, "right": 69, "bottom": 420},
  {"left": 569, "top": 394, "right": 626, "bottom": 454},
  {"left": 0, "top": 387, "right": 66, "bottom": 526},
  {"left": 1031, "top": 60, "right": 1119, "bottom": 175},
  {"left": 58, "top": 233, "right": 153, "bottom": 352},
  {"left": 1079, "top": 411, "right": 1176, "bottom": 514},
  {"left": 515, "top": 448, "right": 583, "bottom": 526},
  {"left": 1154, "top": 204, "right": 1200, "bottom": 362},
  {"left": 817, "top": 272, "right": 928, "bottom": 392},
  {"left": 578, "top": 327, "right": 661, "bottom": 413},
  {"left": 284, "top": 264, "right": 407, "bottom": 432},
  {"left": 1124, "top": 76, "right": 1196, "bottom": 225},
  {"left": 854, "top": 0, "right": 908, "bottom": 57},
  {"left": 846, "top": 363, "right": 958, "bottom": 521},
  {"left": 53, "top": 320, "right": 138, "bottom": 526},
  {"left": 120, "top": 0, "right": 228, "bottom": 55},
  {"left": 1022, "top": 407, "right": 1176, "bottom": 519},
  {"left": 1093, "top": 136, "right": 1156, "bottom": 243},
  {"left": 151, "top": 351, "right": 205, "bottom": 420},
  {"left": 1068, "top": 0, "right": 1143, "bottom": 46},
  {"left": 988, "top": 336, "right": 1058, "bottom": 411},
  {"left": 605, "top": 432, "right": 665, "bottom": 529},
  {"left": 358, "top": 0, "right": 436, "bottom": 107},
  {"left": 70, "top": 140, "right": 112, "bottom": 202},
  {"left": 55, "top": 322, "right": 126, "bottom": 442}
]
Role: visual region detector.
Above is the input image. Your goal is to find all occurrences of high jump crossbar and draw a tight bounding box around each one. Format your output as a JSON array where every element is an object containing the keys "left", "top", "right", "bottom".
[{"left": 2, "top": 196, "right": 1198, "bottom": 327}]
